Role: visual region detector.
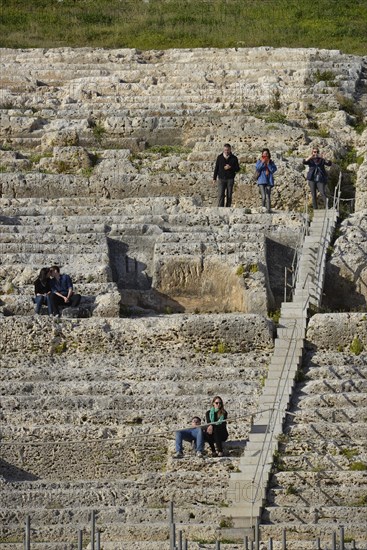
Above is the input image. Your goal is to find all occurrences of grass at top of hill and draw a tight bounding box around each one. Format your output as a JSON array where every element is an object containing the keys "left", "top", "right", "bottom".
[{"left": 1, "top": 0, "right": 367, "bottom": 54}]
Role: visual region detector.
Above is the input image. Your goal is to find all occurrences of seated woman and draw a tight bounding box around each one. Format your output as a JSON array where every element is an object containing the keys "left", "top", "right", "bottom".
[
  {"left": 34, "top": 267, "right": 54, "bottom": 316},
  {"left": 205, "top": 395, "right": 228, "bottom": 457}
]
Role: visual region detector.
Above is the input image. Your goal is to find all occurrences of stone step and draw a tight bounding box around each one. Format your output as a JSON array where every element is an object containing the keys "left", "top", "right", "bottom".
[
  {"left": 269, "top": 471, "right": 367, "bottom": 506},
  {"left": 0, "top": 252, "right": 109, "bottom": 264},
  {"left": 260, "top": 521, "right": 366, "bottom": 544},
  {"left": 0, "top": 521, "right": 173, "bottom": 543},
  {"left": 0, "top": 504, "right": 222, "bottom": 532},
  {"left": 298, "top": 378, "right": 367, "bottom": 394},
  {"left": 154, "top": 240, "right": 264, "bottom": 256},
  {"left": 262, "top": 504, "right": 367, "bottom": 524},
  {"left": 290, "top": 406, "right": 367, "bottom": 423},
  {"left": 4, "top": 281, "right": 116, "bottom": 296},
  {"left": 0, "top": 264, "right": 112, "bottom": 284},
  {"left": 0, "top": 242, "right": 108, "bottom": 254},
  {"left": 296, "top": 392, "right": 367, "bottom": 407},
  {"left": 0, "top": 377, "right": 254, "bottom": 400}
]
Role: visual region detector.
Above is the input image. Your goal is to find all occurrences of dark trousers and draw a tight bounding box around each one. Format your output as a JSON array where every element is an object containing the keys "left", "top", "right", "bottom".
[
  {"left": 217, "top": 178, "right": 234, "bottom": 207},
  {"left": 259, "top": 184, "right": 272, "bottom": 212},
  {"left": 53, "top": 293, "right": 81, "bottom": 314},
  {"left": 308, "top": 180, "right": 327, "bottom": 209},
  {"left": 205, "top": 426, "right": 228, "bottom": 453}
]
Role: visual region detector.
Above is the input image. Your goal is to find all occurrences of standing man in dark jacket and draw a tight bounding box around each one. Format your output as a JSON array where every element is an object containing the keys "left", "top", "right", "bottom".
[
  {"left": 213, "top": 143, "right": 240, "bottom": 207},
  {"left": 303, "top": 147, "right": 332, "bottom": 209}
]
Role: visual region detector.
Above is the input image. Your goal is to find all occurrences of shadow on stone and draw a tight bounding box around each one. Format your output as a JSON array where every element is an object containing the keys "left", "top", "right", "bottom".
[
  {"left": 266, "top": 237, "right": 296, "bottom": 308},
  {"left": 0, "top": 459, "right": 39, "bottom": 482}
]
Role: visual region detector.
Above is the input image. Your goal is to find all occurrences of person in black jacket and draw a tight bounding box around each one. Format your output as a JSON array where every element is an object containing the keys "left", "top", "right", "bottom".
[
  {"left": 213, "top": 144, "right": 240, "bottom": 207},
  {"left": 205, "top": 395, "right": 228, "bottom": 457},
  {"left": 303, "top": 147, "right": 332, "bottom": 209},
  {"left": 34, "top": 267, "right": 55, "bottom": 315}
]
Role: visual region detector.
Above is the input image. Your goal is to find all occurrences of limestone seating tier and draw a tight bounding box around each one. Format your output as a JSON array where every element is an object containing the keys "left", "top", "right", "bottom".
[
  {"left": 0, "top": 197, "right": 303, "bottom": 315},
  {"left": 259, "top": 345, "right": 367, "bottom": 549},
  {"left": 1, "top": 47, "right": 364, "bottom": 211},
  {"left": 1, "top": 48, "right": 361, "bottom": 107},
  {"left": 1, "top": 46, "right": 365, "bottom": 549},
  {"left": 0, "top": 314, "right": 272, "bottom": 547}
]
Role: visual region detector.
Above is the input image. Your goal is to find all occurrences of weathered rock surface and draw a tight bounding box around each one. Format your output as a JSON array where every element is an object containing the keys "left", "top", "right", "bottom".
[
  {"left": 324, "top": 212, "right": 367, "bottom": 311},
  {"left": 0, "top": 196, "right": 305, "bottom": 316},
  {"left": 0, "top": 45, "right": 367, "bottom": 549},
  {"left": 0, "top": 47, "right": 366, "bottom": 211},
  {"left": 261, "top": 313, "right": 367, "bottom": 549},
  {"left": 0, "top": 314, "right": 272, "bottom": 548}
]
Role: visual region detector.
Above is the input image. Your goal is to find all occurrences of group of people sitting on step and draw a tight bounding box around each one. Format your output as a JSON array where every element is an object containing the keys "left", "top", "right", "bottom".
[
  {"left": 174, "top": 395, "right": 228, "bottom": 459},
  {"left": 34, "top": 265, "right": 81, "bottom": 317}
]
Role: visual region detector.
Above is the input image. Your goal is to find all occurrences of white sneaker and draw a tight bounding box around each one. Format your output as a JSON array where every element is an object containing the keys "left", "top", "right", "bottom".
[
  {"left": 173, "top": 451, "right": 183, "bottom": 459},
  {"left": 196, "top": 451, "right": 204, "bottom": 458}
]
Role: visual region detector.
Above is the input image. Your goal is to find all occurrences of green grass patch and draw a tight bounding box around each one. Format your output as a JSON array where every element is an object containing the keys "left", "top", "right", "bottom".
[
  {"left": 350, "top": 461, "right": 367, "bottom": 471},
  {"left": 236, "top": 265, "right": 245, "bottom": 276},
  {"left": 312, "top": 69, "right": 336, "bottom": 86},
  {"left": 341, "top": 447, "right": 359, "bottom": 460},
  {"left": 1, "top": 0, "right": 367, "bottom": 54},
  {"left": 350, "top": 335, "right": 364, "bottom": 356},
  {"left": 212, "top": 341, "right": 231, "bottom": 354}
]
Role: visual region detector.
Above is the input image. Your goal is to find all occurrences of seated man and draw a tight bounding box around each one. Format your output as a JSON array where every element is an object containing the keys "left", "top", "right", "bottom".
[
  {"left": 174, "top": 416, "right": 204, "bottom": 459},
  {"left": 50, "top": 265, "right": 81, "bottom": 316}
]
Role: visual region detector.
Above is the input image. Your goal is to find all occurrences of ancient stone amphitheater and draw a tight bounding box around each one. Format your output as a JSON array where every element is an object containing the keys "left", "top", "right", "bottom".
[{"left": 0, "top": 47, "right": 367, "bottom": 549}]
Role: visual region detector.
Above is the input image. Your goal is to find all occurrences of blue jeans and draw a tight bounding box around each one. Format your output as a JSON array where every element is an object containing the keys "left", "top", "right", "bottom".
[
  {"left": 175, "top": 427, "right": 204, "bottom": 453},
  {"left": 217, "top": 178, "right": 234, "bottom": 207},
  {"left": 34, "top": 294, "right": 54, "bottom": 315},
  {"left": 259, "top": 184, "right": 272, "bottom": 212}
]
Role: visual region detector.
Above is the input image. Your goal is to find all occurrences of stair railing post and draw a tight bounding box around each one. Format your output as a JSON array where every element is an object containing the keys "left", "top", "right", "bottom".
[
  {"left": 170, "top": 522, "right": 176, "bottom": 550},
  {"left": 24, "top": 515, "right": 31, "bottom": 550},
  {"left": 331, "top": 530, "right": 336, "bottom": 550},
  {"left": 282, "top": 527, "right": 286, "bottom": 550},
  {"left": 78, "top": 529, "right": 83, "bottom": 550},
  {"left": 254, "top": 518, "right": 260, "bottom": 550},
  {"left": 90, "top": 510, "right": 96, "bottom": 550},
  {"left": 169, "top": 501, "right": 176, "bottom": 550},
  {"left": 339, "top": 525, "right": 344, "bottom": 550}
]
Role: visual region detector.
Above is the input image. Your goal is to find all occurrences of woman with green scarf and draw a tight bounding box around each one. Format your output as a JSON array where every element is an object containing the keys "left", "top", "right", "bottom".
[{"left": 205, "top": 395, "right": 228, "bottom": 457}]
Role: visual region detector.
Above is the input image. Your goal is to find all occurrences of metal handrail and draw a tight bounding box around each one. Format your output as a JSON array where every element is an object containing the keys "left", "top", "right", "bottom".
[
  {"left": 248, "top": 202, "right": 340, "bottom": 523},
  {"left": 284, "top": 200, "right": 310, "bottom": 302},
  {"left": 248, "top": 300, "right": 309, "bottom": 520}
]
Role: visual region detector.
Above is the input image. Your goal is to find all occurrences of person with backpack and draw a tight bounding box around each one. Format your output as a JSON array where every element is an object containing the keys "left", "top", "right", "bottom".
[{"left": 303, "top": 147, "right": 332, "bottom": 209}]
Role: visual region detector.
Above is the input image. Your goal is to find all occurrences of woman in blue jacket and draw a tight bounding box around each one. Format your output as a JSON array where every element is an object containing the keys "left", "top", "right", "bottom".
[{"left": 255, "top": 148, "right": 277, "bottom": 213}]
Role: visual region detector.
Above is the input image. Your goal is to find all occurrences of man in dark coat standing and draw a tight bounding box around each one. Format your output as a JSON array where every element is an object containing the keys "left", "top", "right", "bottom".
[{"left": 213, "top": 143, "right": 240, "bottom": 207}]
